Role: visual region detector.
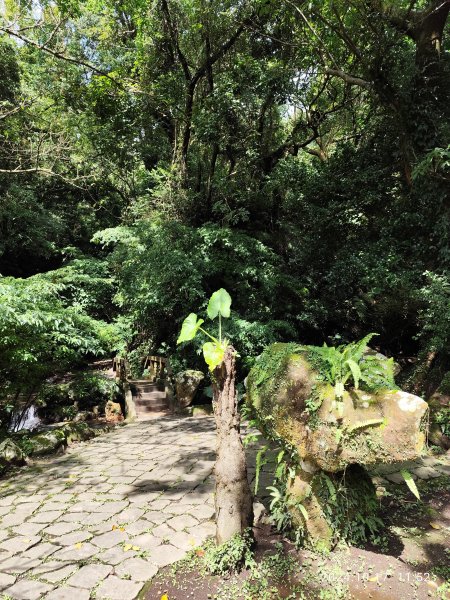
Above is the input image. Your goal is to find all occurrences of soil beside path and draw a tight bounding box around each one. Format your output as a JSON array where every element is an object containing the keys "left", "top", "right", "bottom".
[{"left": 0, "top": 416, "right": 217, "bottom": 600}]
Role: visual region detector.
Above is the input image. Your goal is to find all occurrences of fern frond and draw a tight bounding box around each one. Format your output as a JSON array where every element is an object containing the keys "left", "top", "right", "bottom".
[{"left": 347, "top": 418, "right": 384, "bottom": 434}]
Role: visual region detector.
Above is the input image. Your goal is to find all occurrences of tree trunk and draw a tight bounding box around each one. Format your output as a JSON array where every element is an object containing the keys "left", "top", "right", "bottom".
[{"left": 212, "top": 346, "right": 253, "bottom": 544}]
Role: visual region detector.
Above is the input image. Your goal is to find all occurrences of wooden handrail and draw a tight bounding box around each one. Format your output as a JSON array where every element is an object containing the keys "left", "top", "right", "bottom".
[{"left": 112, "top": 355, "right": 168, "bottom": 382}]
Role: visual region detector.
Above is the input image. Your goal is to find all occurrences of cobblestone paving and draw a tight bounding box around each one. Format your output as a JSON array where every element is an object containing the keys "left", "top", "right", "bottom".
[
  {"left": 1, "top": 415, "right": 448, "bottom": 600},
  {"left": 0, "top": 417, "right": 217, "bottom": 600}
]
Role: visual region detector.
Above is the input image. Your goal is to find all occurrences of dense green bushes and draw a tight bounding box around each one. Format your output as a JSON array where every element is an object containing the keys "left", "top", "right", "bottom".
[{"left": 0, "top": 272, "right": 118, "bottom": 431}]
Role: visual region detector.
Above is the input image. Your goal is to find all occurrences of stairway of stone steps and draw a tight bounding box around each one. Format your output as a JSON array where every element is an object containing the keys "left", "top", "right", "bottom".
[{"left": 129, "top": 379, "right": 169, "bottom": 418}]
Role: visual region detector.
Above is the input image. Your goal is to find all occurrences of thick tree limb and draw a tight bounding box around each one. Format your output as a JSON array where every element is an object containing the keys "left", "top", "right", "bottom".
[{"left": 324, "top": 68, "right": 373, "bottom": 91}]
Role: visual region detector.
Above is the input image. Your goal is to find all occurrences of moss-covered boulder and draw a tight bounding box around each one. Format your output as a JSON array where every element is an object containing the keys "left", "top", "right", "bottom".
[
  {"left": 175, "top": 370, "right": 205, "bottom": 409},
  {"left": 246, "top": 343, "right": 428, "bottom": 550},
  {"left": 28, "top": 429, "right": 67, "bottom": 456},
  {"left": 0, "top": 439, "right": 26, "bottom": 469},
  {"left": 247, "top": 343, "right": 428, "bottom": 473}
]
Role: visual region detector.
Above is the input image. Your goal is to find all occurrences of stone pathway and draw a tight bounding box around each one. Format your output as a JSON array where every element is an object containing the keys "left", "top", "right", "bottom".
[
  {"left": 0, "top": 417, "right": 217, "bottom": 600},
  {"left": 1, "top": 414, "right": 448, "bottom": 600}
]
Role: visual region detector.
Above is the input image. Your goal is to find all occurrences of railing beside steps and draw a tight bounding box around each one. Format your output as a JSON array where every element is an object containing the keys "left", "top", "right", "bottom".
[{"left": 112, "top": 355, "right": 173, "bottom": 419}]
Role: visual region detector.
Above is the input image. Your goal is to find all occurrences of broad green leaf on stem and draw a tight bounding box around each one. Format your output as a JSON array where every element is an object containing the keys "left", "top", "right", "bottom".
[
  {"left": 203, "top": 342, "right": 224, "bottom": 371},
  {"left": 177, "top": 313, "right": 204, "bottom": 344},
  {"left": 400, "top": 469, "right": 421, "bottom": 500},
  {"left": 207, "top": 288, "right": 231, "bottom": 320}
]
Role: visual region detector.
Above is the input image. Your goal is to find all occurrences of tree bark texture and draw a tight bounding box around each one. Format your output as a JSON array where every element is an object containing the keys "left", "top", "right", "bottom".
[{"left": 212, "top": 346, "right": 253, "bottom": 544}]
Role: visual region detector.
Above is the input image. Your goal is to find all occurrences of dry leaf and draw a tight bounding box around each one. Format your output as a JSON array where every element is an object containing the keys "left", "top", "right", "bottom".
[
  {"left": 112, "top": 525, "right": 125, "bottom": 531},
  {"left": 123, "top": 544, "right": 133, "bottom": 552},
  {"left": 429, "top": 522, "right": 442, "bottom": 530},
  {"left": 368, "top": 576, "right": 378, "bottom": 582},
  {"left": 132, "top": 545, "right": 140, "bottom": 551},
  {"left": 74, "top": 542, "right": 83, "bottom": 549}
]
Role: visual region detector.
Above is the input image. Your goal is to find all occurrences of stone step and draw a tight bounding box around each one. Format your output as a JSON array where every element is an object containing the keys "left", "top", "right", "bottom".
[
  {"left": 136, "top": 402, "right": 170, "bottom": 413},
  {"left": 131, "top": 384, "right": 164, "bottom": 392},
  {"left": 133, "top": 392, "right": 167, "bottom": 400},
  {"left": 134, "top": 399, "right": 168, "bottom": 408}
]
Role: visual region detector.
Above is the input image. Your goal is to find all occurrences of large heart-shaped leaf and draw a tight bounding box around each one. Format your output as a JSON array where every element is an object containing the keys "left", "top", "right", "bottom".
[
  {"left": 177, "top": 313, "right": 204, "bottom": 344},
  {"left": 207, "top": 288, "right": 231, "bottom": 320},
  {"left": 203, "top": 341, "right": 225, "bottom": 371}
]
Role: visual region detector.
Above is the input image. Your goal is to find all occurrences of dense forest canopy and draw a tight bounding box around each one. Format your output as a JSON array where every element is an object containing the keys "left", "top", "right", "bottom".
[{"left": 0, "top": 0, "right": 449, "bottom": 415}]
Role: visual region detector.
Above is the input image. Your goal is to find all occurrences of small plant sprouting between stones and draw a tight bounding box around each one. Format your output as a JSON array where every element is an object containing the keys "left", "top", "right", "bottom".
[{"left": 177, "top": 288, "right": 231, "bottom": 370}]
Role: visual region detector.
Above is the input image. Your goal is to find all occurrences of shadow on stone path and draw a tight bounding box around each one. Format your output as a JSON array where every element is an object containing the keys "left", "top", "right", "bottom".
[{"left": 0, "top": 416, "right": 217, "bottom": 600}]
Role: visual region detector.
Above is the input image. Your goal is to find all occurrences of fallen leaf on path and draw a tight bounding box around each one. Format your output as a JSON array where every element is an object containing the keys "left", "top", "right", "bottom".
[
  {"left": 368, "top": 576, "right": 378, "bottom": 582},
  {"left": 123, "top": 544, "right": 133, "bottom": 552},
  {"left": 112, "top": 524, "right": 125, "bottom": 531},
  {"left": 74, "top": 542, "right": 83, "bottom": 549},
  {"left": 132, "top": 545, "right": 140, "bottom": 551},
  {"left": 429, "top": 522, "right": 442, "bottom": 529}
]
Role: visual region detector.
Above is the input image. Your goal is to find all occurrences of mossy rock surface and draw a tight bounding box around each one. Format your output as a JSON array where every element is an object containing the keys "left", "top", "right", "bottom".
[
  {"left": 247, "top": 343, "right": 428, "bottom": 472},
  {"left": 29, "top": 429, "right": 67, "bottom": 456}
]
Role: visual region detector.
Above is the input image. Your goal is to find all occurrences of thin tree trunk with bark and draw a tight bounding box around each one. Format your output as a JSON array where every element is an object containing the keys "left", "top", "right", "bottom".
[{"left": 212, "top": 346, "right": 253, "bottom": 545}]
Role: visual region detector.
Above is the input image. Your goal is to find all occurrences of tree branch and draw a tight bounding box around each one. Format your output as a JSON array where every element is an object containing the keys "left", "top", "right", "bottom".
[{"left": 324, "top": 68, "right": 373, "bottom": 91}]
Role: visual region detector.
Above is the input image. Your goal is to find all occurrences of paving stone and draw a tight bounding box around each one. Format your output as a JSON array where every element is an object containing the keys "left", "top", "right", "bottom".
[
  {"left": 188, "top": 504, "right": 215, "bottom": 520},
  {"left": 45, "top": 587, "right": 91, "bottom": 600},
  {"left": 128, "top": 532, "right": 161, "bottom": 551},
  {"left": 0, "top": 554, "right": 41, "bottom": 575},
  {"left": 0, "top": 513, "right": 29, "bottom": 527},
  {"left": 66, "top": 563, "right": 112, "bottom": 588},
  {"left": 124, "top": 519, "right": 152, "bottom": 536},
  {"left": 115, "top": 507, "right": 145, "bottom": 523},
  {"left": 43, "top": 522, "right": 82, "bottom": 536},
  {"left": 23, "top": 541, "right": 60, "bottom": 560},
  {"left": 0, "top": 535, "right": 41, "bottom": 554},
  {"left": 114, "top": 557, "right": 158, "bottom": 581},
  {"left": 0, "top": 572, "right": 16, "bottom": 591},
  {"left": 150, "top": 523, "right": 175, "bottom": 539},
  {"left": 166, "top": 514, "right": 198, "bottom": 531},
  {"left": 143, "top": 510, "right": 168, "bottom": 524},
  {"left": 91, "top": 529, "right": 128, "bottom": 548},
  {"left": 28, "top": 510, "right": 64, "bottom": 523},
  {"left": 52, "top": 541, "right": 98, "bottom": 561},
  {"left": 149, "top": 543, "right": 186, "bottom": 567},
  {"left": 96, "top": 575, "right": 144, "bottom": 600},
  {"left": 169, "top": 530, "right": 201, "bottom": 551},
  {"left": 51, "top": 530, "right": 93, "bottom": 546},
  {"left": 96, "top": 546, "right": 138, "bottom": 565},
  {"left": 3, "top": 578, "right": 54, "bottom": 599},
  {"left": 11, "top": 522, "right": 45, "bottom": 537},
  {"left": 33, "top": 562, "right": 78, "bottom": 583}
]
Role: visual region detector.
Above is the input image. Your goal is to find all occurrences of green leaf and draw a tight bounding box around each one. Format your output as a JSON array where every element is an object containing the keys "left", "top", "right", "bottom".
[
  {"left": 203, "top": 341, "right": 225, "bottom": 371},
  {"left": 400, "top": 469, "right": 421, "bottom": 500},
  {"left": 297, "top": 503, "right": 309, "bottom": 522},
  {"left": 346, "top": 359, "right": 361, "bottom": 388},
  {"left": 207, "top": 288, "right": 231, "bottom": 320},
  {"left": 177, "top": 313, "right": 204, "bottom": 344}
]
